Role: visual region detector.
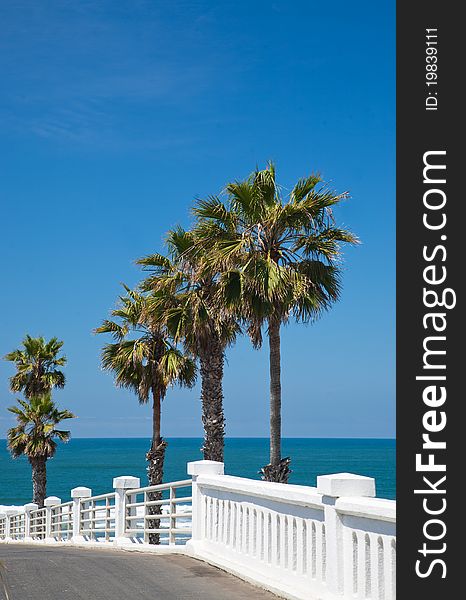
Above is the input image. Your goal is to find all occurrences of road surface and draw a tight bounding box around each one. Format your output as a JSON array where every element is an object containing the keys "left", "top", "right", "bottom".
[{"left": 0, "top": 544, "right": 277, "bottom": 600}]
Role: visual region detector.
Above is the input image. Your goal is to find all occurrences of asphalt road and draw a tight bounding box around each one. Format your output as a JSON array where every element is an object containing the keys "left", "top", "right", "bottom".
[{"left": 0, "top": 544, "right": 277, "bottom": 600}]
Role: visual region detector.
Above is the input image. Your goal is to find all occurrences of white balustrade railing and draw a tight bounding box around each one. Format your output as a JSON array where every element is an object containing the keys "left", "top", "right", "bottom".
[
  {"left": 9, "top": 512, "right": 25, "bottom": 541},
  {"left": 198, "top": 476, "right": 328, "bottom": 596},
  {"left": 29, "top": 507, "right": 46, "bottom": 540},
  {"left": 0, "top": 461, "right": 396, "bottom": 600},
  {"left": 186, "top": 462, "right": 396, "bottom": 600},
  {"left": 124, "top": 479, "right": 192, "bottom": 545},
  {"left": 337, "top": 497, "right": 396, "bottom": 599},
  {"left": 50, "top": 501, "right": 74, "bottom": 541},
  {"left": 79, "top": 492, "right": 116, "bottom": 542}
]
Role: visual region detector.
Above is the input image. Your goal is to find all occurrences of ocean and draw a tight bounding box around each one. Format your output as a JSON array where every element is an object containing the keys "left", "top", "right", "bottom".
[{"left": 0, "top": 438, "right": 395, "bottom": 506}]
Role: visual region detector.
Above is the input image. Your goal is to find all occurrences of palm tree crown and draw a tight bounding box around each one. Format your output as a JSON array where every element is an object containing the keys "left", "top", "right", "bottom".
[
  {"left": 4, "top": 335, "right": 67, "bottom": 398},
  {"left": 96, "top": 285, "right": 196, "bottom": 406},
  {"left": 194, "top": 162, "right": 357, "bottom": 334},
  {"left": 8, "top": 394, "right": 75, "bottom": 460}
]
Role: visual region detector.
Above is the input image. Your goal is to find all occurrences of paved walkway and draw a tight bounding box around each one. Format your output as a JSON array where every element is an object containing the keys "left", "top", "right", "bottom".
[{"left": 0, "top": 544, "right": 277, "bottom": 600}]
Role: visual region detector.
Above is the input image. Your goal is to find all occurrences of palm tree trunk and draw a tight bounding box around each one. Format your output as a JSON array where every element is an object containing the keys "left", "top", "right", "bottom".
[
  {"left": 199, "top": 335, "right": 225, "bottom": 463},
  {"left": 261, "top": 318, "right": 291, "bottom": 483},
  {"left": 146, "top": 387, "right": 167, "bottom": 545},
  {"left": 30, "top": 456, "right": 47, "bottom": 507},
  {"left": 269, "top": 317, "right": 281, "bottom": 466}
]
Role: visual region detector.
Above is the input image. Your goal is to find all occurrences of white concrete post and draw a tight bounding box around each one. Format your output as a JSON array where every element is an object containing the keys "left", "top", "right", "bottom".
[
  {"left": 70, "top": 486, "right": 92, "bottom": 543},
  {"left": 317, "top": 473, "right": 376, "bottom": 595},
  {"left": 44, "top": 496, "right": 61, "bottom": 542},
  {"left": 113, "top": 476, "right": 140, "bottom": 546},
  {"left": 5, "top": 508, "right": 18, "bottom": 541},
  {"left": 0, "top": 513, "right": 6, "bottom": 541},
  {"left": 186, "top": 460, "right": 224, "bottom": 548},
  {"left": 24, "top": 503, "right": 38, "bottom": 541}
]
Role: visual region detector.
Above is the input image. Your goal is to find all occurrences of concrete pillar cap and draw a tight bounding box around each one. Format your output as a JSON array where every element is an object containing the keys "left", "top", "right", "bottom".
[
  {"left": 24, "top": 503, "right": 39, "bottom": 512},
  {"left": 113, "top": 475, "right": 140, "bottom": 489},
  {"left": 317, "top": 473, "right": 376, "bottom": 498},
  {"left": 71, "top": 486, "right": 92, "bottom": 499},
  {"left": 44, "top": 496, "right": 62, "bottom": 507},
  {"left": 187, "top": 460, "right": 224, "bottom": 477}
]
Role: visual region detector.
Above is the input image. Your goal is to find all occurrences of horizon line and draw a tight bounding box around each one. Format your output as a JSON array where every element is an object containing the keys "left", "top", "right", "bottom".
[{"left": 0, "top": 435, "right": 396, "bottom": 441}]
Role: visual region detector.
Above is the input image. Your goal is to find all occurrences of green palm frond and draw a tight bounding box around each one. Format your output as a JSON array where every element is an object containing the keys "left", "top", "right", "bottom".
[
  {"left": 137, "top": 226, "right": 241, "bottom": 355},
  {"left": 293, "top": 227, "right": 359, "bottom": 260},
  {"left": 53, "top": 430, "right": 72, "bottom": 443},
  {"left": 94, "top": 319, "right": 128, "bottom": 340},
  {"left": 192, "top": 163, "right": 357, "bottom": 341},
  {"left": 4, "top": 335, "right": 67, "bottom": 398},
  {"left": 218, "top": 270, "right": 242, "bottom": 308},
  {"left": 193, "top": 196, "right": 237, "bottom": 230},
  {"left": 96, "top": 284, "right": 198, "bottom": 405},
  {"left": 7, "top": 393, "right": 75, "bottom": 460},
  {"left": 136, "top": 253, "right": 173, "bottom": 274},
  {"left": 166, "top": 226, "right": 195, "bottom": 257},
  {"left": 158, "top": 347, "right": 196, "bottom": 390},
  {"left": 290, "top": 174, "right": 322, "bottom": 203}
]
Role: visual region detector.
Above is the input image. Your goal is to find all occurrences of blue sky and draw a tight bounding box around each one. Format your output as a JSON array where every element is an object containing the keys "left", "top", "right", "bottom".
[{"left": 0, "top": 1, "right": 395, "bottom": 439}]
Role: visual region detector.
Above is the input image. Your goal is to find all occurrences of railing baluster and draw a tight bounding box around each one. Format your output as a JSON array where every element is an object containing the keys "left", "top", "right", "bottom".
[{"left": 169, "top": 485, "right": 176, "bottom": 545}]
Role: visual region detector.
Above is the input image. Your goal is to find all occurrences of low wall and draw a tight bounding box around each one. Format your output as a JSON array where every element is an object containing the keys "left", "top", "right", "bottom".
[
  {"left": 186, "top": 462, "right": 396, "bottom": 600},
  {"left": 0, "top": 460, "right": 396, "bottom": 600}
]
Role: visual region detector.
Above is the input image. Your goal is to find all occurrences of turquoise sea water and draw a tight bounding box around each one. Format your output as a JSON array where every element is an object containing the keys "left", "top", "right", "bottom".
[{"left": 0, "top": 438, "right": 395, "bottom": 505}]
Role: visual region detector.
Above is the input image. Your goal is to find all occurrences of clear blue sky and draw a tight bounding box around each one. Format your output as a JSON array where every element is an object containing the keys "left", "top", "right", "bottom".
[{"left": 0, "top": 1, "right": 395, "bottom": 439}]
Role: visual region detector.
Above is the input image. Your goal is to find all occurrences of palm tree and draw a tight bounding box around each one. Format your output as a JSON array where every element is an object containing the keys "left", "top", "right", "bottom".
[
  {"left": 7, "top": 394, "right": 75, "bottom": 507},
  {"left": 4, "top": 335, "right": 66, "bottom": 398},
  {"left": 137, "top": 226, "right": 239, "bottom": 463},
  {"left": 193, "top": 162, "right": 358, "bottom": 482},
  {"left": 95, "top": 286, "right": 196, "bottom": 543}
]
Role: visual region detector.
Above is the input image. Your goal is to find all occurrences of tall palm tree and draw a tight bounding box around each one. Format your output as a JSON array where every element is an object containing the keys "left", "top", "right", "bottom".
[
  {"left": 7, "top": 394, "right": 75, "bottom": 507},
  {"left": 137, "top": 227, "right": 239, "bottom": 463},
  {"left": 194, "top": 162, "right": 358, "bottom": 482},
  {"left": 95, "top": 286, "right": 196, "bottom": 543},
  {"left": 4, "top": 335, "right": 67, "bottom": 398}
]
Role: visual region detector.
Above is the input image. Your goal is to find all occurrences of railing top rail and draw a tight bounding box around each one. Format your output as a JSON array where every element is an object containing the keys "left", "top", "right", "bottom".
[
  {"left": 336, "top": 496, "right": 396, "bottom": 523},
  {"left": 30, "top": 508, "right": 46, "bottom": 516},
  {"left": 52, "top": 501, "right": 73, "bottom": 509},
  {"left": 125, "top": 509, "right": 193, "bottom": 521},
  {"left": 126, "top": 479, "right": 192, "bottom": 496},
  {"left": 126, "top": 495, "right": 193, "bottom": 509},
  {"left": 81, "top": 492, "right": 116, "bottom": 503},
  {"left": 196, "top": 473, "right": 325, "bottom": 509},
  {"left": 196, "top": 473, "right": 395, "bottom": 523}
]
